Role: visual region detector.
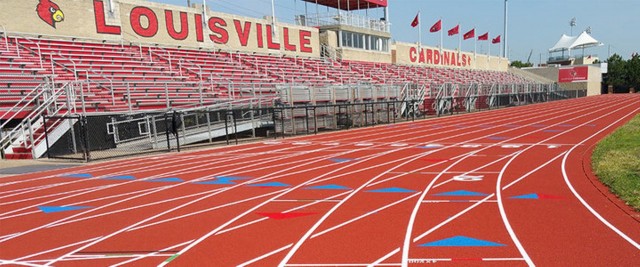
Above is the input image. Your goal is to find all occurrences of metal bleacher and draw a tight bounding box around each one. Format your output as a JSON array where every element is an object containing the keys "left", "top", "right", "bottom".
[{"left": 1, "top": 31, "right": 557, "bottom": 159}]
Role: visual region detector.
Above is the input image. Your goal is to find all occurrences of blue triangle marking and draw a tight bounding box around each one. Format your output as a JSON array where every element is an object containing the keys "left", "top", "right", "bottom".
[
  {"left": 510, "top": 193, "right": 539, "bottom": 199},
  {"left": 504, "top": 124, "right": 519, "bottom": 128},
  {"left": 305, "top": 184, "right": 351, "bottom": 190},
  {"left": 216, "top": 176, "right": 248, "bottom": 181},
  {"left": 195, "top": 175, "right": 250, "bottom": 185},
  {"left": 558, "top": 124, "right": 574, "bottom": 127},
  {"left": 38, "top": 206, "right": 92, "bottom": 214},
  {"left": 248, "top": 182, "right": 290, "bottom": 187},
  {"left": 194, "top": 180, "right": 235, "bottom": 185},
  {"left": 367, "top": 187, "right": 416, "bottom": 193},
  {"left": 531, "top": 124, "right": 546, "bottom": 128},
  {"left": 330, "top": 158, "right": 355, "bottom": 163},
  {"left": 487, "top": 136, "right": 507, "bottom": 140},
  {"left": 419, "top": 236, "right": 506, "bottom": 247},
  {"left": 103, "top": 175, "right": 136, "bottom": 180},
  {"left": 543, "top": 129, "right": 562, "bottom": 133},
  {"left": 147, "top": 177, "right": 184, "bottom": 183},
  {"left": 63, "top": 173, "right": 93, "bottom": 178},
  {"left": 434, "top": 190, "right": 489, "bottom": 197}
]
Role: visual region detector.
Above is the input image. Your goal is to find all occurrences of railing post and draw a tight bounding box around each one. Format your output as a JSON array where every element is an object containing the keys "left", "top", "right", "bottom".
[
  {"left": 165, "top": 82, "right": 170, "bottom": 108},
  {"left": 79, "top": 82, "right": 86, "bottom": 114},
  {"left": 27, "top": 119, "right": 36, "bottom": 159}
]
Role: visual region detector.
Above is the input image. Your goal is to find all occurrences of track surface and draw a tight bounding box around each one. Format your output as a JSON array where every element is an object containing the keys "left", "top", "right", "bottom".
[{"left": 1, "top": 94, "right": 639, "bottom": 266}]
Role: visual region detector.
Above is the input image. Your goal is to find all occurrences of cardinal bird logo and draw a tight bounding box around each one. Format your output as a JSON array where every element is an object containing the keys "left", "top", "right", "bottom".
[{"left": 36, "top": 0, "right": 64, "bottom": 28}]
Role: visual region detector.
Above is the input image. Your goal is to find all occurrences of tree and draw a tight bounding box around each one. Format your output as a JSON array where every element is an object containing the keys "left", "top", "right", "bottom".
[
  {"left": 510, "top": 60, "right": 533, "bottom": 68},
  {"left": 626, "top": 53, "right": 640, "bottom": 89},
  {"left": 605, "top": 54, "right": 627, "bottom": 86}
]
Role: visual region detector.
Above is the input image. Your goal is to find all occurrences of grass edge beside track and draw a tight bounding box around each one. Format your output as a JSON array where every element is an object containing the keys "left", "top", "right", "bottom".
[{"left": 592, "top": 114, "right": 640, "bottom": 211}]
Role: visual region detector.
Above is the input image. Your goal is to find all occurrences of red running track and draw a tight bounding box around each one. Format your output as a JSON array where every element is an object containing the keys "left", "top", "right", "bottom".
[{"left": 1, "top": 94, "right": 639, "bottom": 266}]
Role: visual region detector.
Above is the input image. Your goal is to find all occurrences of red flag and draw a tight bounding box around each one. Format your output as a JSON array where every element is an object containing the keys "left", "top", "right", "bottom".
[
  {"left": 492, "top": 35, "right": 501, "bottom": 44},
  {"left": 478, "top": 32, "right": 489, "bottom": 41},
  {"left": 463, "top": 29, "right": 475, "bottom": 40},
  {"left": 411, "top": 13, "right": 419, "bottom": 27},
  {"left": 430, "top": 20, "right": 442, "bottom": 33},
  {"left": 448, "top": 25, "right": 459, "bottom": 36}
]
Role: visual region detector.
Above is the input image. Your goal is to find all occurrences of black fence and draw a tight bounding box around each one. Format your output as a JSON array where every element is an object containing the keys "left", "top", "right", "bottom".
[{"left": 40, "top": 89, "right": 585, "bottom": 162}]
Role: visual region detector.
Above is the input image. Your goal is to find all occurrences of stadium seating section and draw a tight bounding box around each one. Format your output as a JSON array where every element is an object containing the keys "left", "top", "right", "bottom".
[{"left": 1, "top": 36, "right": 531, "bottom": 116}]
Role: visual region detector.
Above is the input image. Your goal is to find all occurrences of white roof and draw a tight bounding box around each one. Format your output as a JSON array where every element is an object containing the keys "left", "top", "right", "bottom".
[{"left": 549, "top": 31, "right": 602, "bottom": 52}]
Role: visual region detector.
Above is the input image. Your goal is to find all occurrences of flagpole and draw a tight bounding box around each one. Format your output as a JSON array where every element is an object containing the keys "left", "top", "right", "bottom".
[
  {"left": 458, "top": 23, "right": 461, "bottom": 64},
  {"left": 474, "top": 29, "right": 477, "bottom": 55},
  {"left": 418, "top": 11, "right": 422, "bottom": 49},
  {"left": 438, "top": 18, "right": 443, "bottom": 54}
]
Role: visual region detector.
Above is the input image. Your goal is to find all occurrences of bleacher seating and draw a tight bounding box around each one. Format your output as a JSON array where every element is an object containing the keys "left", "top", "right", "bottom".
[{"left": 1, "top": 35, "right": 536, "bottom": 117}]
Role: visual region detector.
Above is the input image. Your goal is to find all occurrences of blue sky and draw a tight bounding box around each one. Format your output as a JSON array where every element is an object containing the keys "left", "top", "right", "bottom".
[{"left": 154, "top": 0, "right": 639, "bottom": 63}]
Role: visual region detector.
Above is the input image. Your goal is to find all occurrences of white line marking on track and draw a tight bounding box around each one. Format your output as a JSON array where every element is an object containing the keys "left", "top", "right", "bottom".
[
  {"left": 0, "top": 259, "right": 46, "bottom": 267},
  {"left": 217, "top": 191, "right": 351, "bottom": 235},
  {"left": 237, "top": 244, "right": 293, "bottom": 267},
  {"left": 561, "top": 108, "right": 640, "bottom": 250},
  {"left": 110, "top": 239, "right": 194, "bottom": 266},
  {"left": 310, "top": 193, "right": 421, "bottom": 239},
  {"left": 13, "top": 236, "right": 103, "bottom": 261},
  {"left": 495, "top": 151, "right": 535, "bottom": 266}
]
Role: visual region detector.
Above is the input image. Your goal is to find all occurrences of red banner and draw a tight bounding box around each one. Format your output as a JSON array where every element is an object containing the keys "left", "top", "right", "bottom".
[{"left": 558, "top": 66, "right": 589, "bottom": 83}]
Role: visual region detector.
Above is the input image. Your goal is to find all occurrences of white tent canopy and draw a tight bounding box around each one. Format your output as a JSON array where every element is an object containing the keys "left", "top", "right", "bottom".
[{"left": 549, "top": 31, "right": 602, "bottom": 52}]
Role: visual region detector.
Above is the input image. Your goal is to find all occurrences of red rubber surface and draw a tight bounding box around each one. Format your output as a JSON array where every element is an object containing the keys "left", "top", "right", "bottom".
[{"left": 1, "top": 94, "right": 639, "bottom": 266}]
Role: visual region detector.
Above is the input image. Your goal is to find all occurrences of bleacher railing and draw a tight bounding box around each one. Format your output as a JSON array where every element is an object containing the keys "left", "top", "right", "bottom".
[
  {"left": 1, "top": 81, "right": 79, "bottom": 159},
  {"left": 298, "top": 13, "right": 390, "bottom": 32}
]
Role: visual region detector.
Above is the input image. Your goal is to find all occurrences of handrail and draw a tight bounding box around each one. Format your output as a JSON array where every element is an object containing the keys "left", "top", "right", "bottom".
[
  {"left": 55, "top": 52, "right": 78, "bottom": 80},
  {"left": 0, "top": 25, "right": 9, "bottom": 52},
  {"left": 85, "top": 69, "right": 115, "bottom": 105},
  {"left": 20, "top": 37, "right": 44, "bottom": 68},
  {"left": 0, "top": 81, "right": 68, "bottom": 148},
  {"left": 0, "top": 83, "right": 46, "bottom": 130}
]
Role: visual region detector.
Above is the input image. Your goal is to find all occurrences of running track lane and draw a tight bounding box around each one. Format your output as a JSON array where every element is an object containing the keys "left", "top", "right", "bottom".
[{"left": 0, "top": 94, "right": 638, "bottom": 266}]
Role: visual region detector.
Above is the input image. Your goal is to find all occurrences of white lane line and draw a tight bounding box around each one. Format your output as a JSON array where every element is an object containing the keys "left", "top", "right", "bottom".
[
  {"left": 1, "top": 145, "right": 342, "bottom": 253},
  {"left": 0, "top": 259, "right": 47, "bottom": 267},
  {"left": 561, "top": 107, "right": 640, "bottom": 250},
  {"left": 433, "top": 151, "right": 520, "bottom": 188},
  {"left": 422, "top": 200, "right": 498, "bottom": 203},
  {"left": 13, "top": 236, "right": 103, "bottom": 261},
  {"left": 11, "top": 97, "right": 604, "bottom": 266},
  {"left": 286, "top": 264, "right": 400, "bottom": 266},
  {"left": 161, "top": 146, "right": 413, "bottom": 267},
  {"left": 217, "top": 191, "right": 352, "bottom": 235},
  {"left": 368, "top": 248, "right": 400, "bottom": 267},
  {"left": 45, "top": 143, "right": 377, "bottom": 265},
  {"left": 311, "top": 193, "right": 421, "bottom": 239},
  {"left": 280, "top": 147, "right": 450, "bottom": 266},
  {"left": 111, "top": 239, "right": 194, "bottom": 267},
  {"left": 496, "top": 151, "right": 535, "bottom": 266},
  {"left": 237, "top": 244, "right": 293, "bottom": 267},
  {"left": 502, "top": 151, "right": 567, "bottom": 190},
  {"left": 129, "top": 190, "right": 285, "bottom": 232},
  {"left": 408, "top": 257, "right": 525, "bottom": 262},
  {"left": 413, "top": 193, "right": 496, "bottom": 243},
  {"left": 48, "top": 187, "right": 226, "bottom": 228},
  {"left": 401, "top": 97, "right": 640, "bottom": 266},
  {"left": 372, "top": 97, "right": 634, "bottom": 266},
  {"left": 1, "top": 186, "right": 165, "bottom": 220}
]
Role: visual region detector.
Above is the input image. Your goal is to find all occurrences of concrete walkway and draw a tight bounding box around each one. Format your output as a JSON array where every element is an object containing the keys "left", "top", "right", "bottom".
[{"left": 0, "top": 159, "right": 82, "bottom": 177}]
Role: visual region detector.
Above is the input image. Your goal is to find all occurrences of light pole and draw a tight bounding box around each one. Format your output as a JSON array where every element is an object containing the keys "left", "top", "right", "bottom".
[
  {"left": 187, "top": 0, "right": 191, "bottom": 7},
  {"left": 570, "top": 17, "right": 577, "bottom": 35},
  {"left": 503, "top": 0, "right": 508, "bottom": 58}
]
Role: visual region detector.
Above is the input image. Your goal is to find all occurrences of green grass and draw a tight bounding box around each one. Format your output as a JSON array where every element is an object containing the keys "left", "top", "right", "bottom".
[{"left": 592, "top": 114, "right": 640, "bottom": 210}]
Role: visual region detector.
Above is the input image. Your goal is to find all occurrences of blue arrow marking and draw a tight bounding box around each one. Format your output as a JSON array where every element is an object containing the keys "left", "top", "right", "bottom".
[{"left": 419, "top": 236, "right": 506, "bottom": 247}]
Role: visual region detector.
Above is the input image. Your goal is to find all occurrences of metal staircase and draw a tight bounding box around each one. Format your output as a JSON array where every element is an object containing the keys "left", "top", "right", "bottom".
[{"left": 1, "top": 81, "right": 81, "bottom": 159}]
